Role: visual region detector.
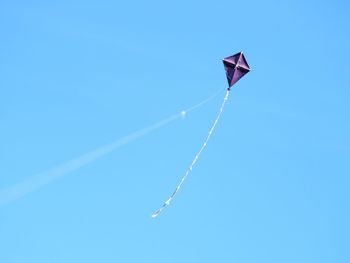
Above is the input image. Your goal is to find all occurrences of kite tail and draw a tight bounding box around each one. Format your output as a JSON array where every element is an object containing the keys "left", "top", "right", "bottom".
[{"left": 152, "top": 89, "right": 230, "bottom": 218}]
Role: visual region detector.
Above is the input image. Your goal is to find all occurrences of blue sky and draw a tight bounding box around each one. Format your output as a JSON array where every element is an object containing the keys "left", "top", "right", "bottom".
[{"left": 0, "top": 0, "right": 349, "bottom": 262}]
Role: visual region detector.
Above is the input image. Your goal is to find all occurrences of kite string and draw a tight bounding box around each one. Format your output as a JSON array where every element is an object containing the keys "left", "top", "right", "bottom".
[{"left": 152, "top": 89, "right": 230, "bottom": 218}]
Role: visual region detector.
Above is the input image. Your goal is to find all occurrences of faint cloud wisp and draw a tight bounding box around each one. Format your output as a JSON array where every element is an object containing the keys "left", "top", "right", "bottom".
[{"left": 0, "top": 89, "right": 222, "bottom": 207}]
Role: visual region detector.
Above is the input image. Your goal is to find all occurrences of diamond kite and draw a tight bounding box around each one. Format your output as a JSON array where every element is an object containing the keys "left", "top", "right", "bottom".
[{"left": 223, "top": 52, "right": 251, "bottom": 90}]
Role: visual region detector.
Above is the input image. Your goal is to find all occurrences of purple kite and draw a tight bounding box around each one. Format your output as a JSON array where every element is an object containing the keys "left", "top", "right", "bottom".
[
  {"left": 223, "top": 51, "right": 251, "bottom": 90},
  {"left": 152, "top": 52, "right": 250, "bottom": 218}
]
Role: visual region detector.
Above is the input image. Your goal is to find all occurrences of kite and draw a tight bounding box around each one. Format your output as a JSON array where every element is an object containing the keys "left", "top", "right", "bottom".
[
  {"left": 223, "top": 52, "right": 251, "bottom": 90},
  {"left": 152, "top": 52, "right": 250, "bottom": 218}
]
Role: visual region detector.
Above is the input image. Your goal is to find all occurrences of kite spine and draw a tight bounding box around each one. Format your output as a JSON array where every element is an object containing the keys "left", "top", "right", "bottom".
[{"left": 152, "top": 89, "right": 230, "bottom": 218}]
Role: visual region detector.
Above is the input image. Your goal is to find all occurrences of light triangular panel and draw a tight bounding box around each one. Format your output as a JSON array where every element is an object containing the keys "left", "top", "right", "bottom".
[
  {"left": 237, "top": 53, "right": 250, "bottom": 70},
  {"left": 223, "top": 53, "right": 240, "bottom": 65},
  {"left": 230, "top": 68, "right": 249, "bottom": 87}
]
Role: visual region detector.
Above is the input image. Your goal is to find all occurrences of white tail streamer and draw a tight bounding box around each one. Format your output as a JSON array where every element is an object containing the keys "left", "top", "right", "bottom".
[{"left": 152, "top": 89, "right": 230, "bottom": 218}]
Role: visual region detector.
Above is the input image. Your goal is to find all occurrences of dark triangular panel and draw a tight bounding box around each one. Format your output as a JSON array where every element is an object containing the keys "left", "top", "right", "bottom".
[{"left": 224, "top": 63, "right": 235, "bottom": 87}]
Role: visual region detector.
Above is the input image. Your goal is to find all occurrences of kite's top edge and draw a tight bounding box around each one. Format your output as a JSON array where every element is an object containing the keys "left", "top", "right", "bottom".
[{"left": 223, "top": 51, "right": 243, "bottom": 58}]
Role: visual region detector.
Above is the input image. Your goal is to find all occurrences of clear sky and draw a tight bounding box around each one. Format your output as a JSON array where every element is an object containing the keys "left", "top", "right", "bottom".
[{"left": 0, "top": 0, "right": 349, "bottom": 262}]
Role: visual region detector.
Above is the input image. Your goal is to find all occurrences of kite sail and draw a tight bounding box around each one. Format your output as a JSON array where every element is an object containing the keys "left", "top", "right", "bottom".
[
  {"left": 152, "top": 52, "right": 250, "bottom": 218},
  {"left": 223, "top": 51, "right": 251, "bottom": 89}
]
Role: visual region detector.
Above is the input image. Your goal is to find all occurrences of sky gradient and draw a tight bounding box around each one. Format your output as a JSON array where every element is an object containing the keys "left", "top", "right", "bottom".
[{"left": 0, "top": 1, "right": 349, "bottom": 262}]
